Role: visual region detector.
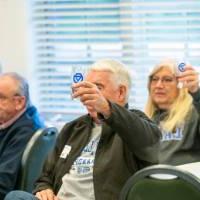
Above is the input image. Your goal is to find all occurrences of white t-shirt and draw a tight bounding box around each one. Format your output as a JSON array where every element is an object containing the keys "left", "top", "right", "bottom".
[{"left": 57, "top": 123, "right": 102, "bottom": 200}]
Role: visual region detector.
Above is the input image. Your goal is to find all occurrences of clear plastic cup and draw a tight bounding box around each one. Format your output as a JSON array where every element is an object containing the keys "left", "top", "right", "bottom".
[
  {"left": 70, "top": 66, "right": 87, "bottom": 99},
  {"left": 176, "top": 62, "right": 186, "bottom": 88}
]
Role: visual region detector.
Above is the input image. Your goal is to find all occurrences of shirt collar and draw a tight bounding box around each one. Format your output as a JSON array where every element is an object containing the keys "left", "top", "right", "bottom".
[{"left": 0, "top": 108, "right": 26, "bottom": 130}]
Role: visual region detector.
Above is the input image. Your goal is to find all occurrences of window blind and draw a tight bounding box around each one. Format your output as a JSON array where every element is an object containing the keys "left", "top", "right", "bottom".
[{"left": 30, "top": 0, "right": 200, "bottom": 125}]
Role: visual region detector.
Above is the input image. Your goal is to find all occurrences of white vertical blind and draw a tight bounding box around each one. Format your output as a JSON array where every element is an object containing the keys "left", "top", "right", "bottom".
[{"left": 30, "top": 0, "right": 200, "bottom": 124}]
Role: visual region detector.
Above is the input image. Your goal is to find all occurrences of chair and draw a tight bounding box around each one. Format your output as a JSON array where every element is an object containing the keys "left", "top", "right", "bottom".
[
  {"left": 16, "top": 127, "right": 58, "bottom": 192},
  {"left": 120, "top": 164, "right": 200, "bottom": 200}
]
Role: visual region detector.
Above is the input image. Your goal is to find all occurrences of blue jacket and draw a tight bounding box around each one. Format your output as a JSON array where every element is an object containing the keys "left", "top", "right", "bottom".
[{"left": 0, "top": 106, "right": 44, "bottom": 199}]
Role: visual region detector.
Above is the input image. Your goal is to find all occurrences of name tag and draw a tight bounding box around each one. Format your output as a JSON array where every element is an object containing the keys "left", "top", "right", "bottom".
[{"left": 60, "top": 145, "right": 72, "bottom": 159}]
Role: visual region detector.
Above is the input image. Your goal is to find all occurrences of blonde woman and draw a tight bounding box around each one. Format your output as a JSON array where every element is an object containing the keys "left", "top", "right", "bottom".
[{"left": 145, "top": 59, "right": 200, "bottom": 165}]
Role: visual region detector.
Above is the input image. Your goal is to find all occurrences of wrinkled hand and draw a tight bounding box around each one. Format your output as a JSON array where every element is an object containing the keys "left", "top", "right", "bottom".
[
  {"left": 35, "top": 189, "right": 59, "bottom": 200},
  {"left": 72, "top": 81, "right": 110, "bottom": 118},
  {"left": 177, "top": 65, "right": 199, "bottom": 93}
]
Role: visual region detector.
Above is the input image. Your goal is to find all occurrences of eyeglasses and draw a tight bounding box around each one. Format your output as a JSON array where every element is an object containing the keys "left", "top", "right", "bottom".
[
  {"left": 0, "top": 93, "right": 21, "bottom": 102},
  {"left": 150, "top": 76, "right": 176, "bottom": 85}
]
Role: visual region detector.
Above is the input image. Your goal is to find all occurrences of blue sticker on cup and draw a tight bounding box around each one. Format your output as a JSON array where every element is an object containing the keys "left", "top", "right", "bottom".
[
  {"left": 73, "top": 72, "right": 83, "bottom": 83},
  {"left": 178, "top": 63, "right": 186, "bottom": 72}
]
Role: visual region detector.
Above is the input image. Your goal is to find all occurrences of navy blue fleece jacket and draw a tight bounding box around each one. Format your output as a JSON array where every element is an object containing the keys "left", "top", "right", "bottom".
[{"left": 0, "top": 106, "right": 44, "bottom": 199}]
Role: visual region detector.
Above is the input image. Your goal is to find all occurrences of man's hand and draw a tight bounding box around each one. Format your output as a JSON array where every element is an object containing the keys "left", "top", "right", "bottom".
[
  {"left": 72, "top": 81, "right": 111, "bottom": 118},
  {"left": 35, "top": 189, "right": 59, "bottom": 200}
]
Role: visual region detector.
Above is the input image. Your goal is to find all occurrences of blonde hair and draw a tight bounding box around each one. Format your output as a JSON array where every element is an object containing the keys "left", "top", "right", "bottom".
[{"left": 145, "top": 59, "right": 193, "bottom": 132}]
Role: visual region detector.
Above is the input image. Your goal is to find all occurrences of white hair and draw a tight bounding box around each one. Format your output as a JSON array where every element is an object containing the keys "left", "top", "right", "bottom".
[{"left": 88, "top": 59, "right": 132, "bottom": 102}]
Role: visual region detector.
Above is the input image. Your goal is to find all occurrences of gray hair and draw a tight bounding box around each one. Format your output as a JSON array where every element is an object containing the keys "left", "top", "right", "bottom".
[
  {"left": 0, "top": 72, "right": 31, "bottom": 108},
  {"left": 88, "top": 59, "right": 132, "bottom": 102}
]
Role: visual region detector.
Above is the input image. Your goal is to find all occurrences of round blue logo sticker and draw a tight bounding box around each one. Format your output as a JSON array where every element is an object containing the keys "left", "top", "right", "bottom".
[
  {"left": 73, "top": 73, "right": 83, "bottom": 83},
  {"left": 178, "top": 63, "right": 186, "bottom": 72}
]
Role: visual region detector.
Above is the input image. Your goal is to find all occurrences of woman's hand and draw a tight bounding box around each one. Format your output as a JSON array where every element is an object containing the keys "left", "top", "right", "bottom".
[{"left": 177, "top": 65, "right": 199, "bottom": 93}]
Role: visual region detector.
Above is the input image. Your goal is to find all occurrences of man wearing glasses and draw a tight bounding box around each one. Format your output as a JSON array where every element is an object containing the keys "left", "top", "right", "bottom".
[{"left": 0, "top": 72, "right": 44, "bottom": 199}]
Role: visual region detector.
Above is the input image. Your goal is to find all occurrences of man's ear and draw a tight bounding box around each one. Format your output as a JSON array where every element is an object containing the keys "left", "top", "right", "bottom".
[
  {"left": 15, "top": 96, "right": 26, "bottom": 111},
  {"left": 118, "top": 85, "right": 127, "bottom": 103}
]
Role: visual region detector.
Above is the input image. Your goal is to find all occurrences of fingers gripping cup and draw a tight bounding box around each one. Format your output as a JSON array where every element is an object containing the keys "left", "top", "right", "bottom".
[
  {"left": 176, "top": 62, "right": 186, "bottom": 89},
  {"left": 70, "top": 66, "right": 87, "bottom": 100}
]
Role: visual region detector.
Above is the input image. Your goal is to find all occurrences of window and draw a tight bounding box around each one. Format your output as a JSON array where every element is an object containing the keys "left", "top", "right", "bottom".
[{"left": 30, "top": 0, "right": 200, "bottom": 126}]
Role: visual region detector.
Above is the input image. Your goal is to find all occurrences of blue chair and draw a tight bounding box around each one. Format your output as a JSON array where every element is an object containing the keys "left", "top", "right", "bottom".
[
  {"left": 120, "top": 164, "right": 200, "bottom": 200},
  {"left": 16, "top": 127, "right": 58, "bottom": 192}
]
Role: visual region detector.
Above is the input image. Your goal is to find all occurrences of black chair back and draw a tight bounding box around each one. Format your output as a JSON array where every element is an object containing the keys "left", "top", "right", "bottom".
[{"left": 120, "top": 164, "right": 200, "bottom": 200}]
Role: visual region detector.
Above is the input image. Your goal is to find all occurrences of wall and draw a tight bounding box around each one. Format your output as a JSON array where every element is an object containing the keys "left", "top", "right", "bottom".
[
  {"left": 0, "top": 0, "right": 39, "bottom": 106},
  {"left": 0, "top": 0, "right": 29, "bottom": 76}
]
